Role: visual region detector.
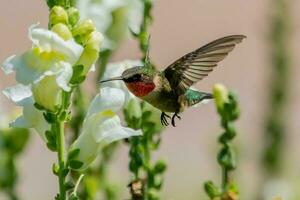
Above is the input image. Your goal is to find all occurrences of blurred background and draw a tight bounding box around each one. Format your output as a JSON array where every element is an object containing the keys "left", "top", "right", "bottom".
[{"left": 0, "top": 0, "right": 300, "bottom": 199}]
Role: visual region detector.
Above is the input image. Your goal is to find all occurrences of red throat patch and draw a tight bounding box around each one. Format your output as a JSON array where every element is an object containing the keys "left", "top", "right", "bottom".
[{"left": 126, "top": 81, "right": 155, "bottom": 97}]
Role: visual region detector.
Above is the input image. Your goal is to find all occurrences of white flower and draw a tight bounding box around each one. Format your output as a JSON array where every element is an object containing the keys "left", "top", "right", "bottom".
[
  {"left": 2, "top": 84, "right": 49, "bottom": 140},
  {"left": 101, "top": 60, "right": 143, "bottom": 101},
  {"left": 77, "top": 0, "right": 143, "bottom": 50},
  {"left": 127, "top": 0, "right": 144, "bottom": 34},
  {"left": 263, "top": 179, "right": 294, "bottom": 200},
  {"left": 70, "top": 87, "right": 142, "bottom": 170},
  {"left": 1, "top": 24, "right": 83, "bottom": 111}
]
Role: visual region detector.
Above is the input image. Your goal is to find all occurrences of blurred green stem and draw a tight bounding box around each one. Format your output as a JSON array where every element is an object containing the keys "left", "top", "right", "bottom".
[
  {"left": 126, "top": 1, "right": 169, "bottom": 199},
  {"left": 263, "top": 0, "right": 291, "bottom": 175},
  {"left": 204, "top": 85, "right": 240, "bottom": 200},
  {"left": 0, "top": 127, "right": 29, "bottom": 200}
]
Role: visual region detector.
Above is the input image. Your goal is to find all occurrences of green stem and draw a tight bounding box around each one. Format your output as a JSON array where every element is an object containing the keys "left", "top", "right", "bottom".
[
  {"left": 73, "top": 174, "right": 84, "bottom": 195},
  {"left": 56, "top": 120, "right": 66, "bottom": 200},
  {"left": 222, "top": 166, "right": 228, "bottom": 191},
  {"left": 56, "top": 91, "right": 71, "bottom": 200}
]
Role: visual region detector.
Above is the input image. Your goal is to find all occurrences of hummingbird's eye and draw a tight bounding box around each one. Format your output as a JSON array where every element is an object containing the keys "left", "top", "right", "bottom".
[
  {"left": 134, "top": 74, "right": 141, "bottom": 80},
  {"left": 126, "top": 74, "right": 141, "bottom": 82}
]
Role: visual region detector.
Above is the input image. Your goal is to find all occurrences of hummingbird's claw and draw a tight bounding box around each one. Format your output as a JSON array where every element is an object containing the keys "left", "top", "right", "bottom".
[
  {"left": 171, "top": 113, "right": 181, "bottom": 127},
  {"left": 160, "top": 112, "right": 171, "bottom": 126}
]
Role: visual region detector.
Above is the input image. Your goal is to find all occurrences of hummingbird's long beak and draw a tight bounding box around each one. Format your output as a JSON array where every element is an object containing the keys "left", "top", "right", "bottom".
[{"left": 99, "top": 76, "right": 123, "bottom": 83}]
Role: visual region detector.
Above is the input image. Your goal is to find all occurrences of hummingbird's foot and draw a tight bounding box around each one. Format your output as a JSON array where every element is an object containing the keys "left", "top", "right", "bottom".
[
  {"left": 171, "top": 113, "right": 181, "bottom": 127},
  {"left": 161, "top": 112, "right": 171, "bottom": 126}
]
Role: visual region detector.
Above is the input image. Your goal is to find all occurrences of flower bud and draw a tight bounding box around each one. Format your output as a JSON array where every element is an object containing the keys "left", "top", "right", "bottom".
[
  {"left": 31, "top": 76, "right": 62, "bottom": 111},
  {"left": 67, "top": 7, "right": 80, "bottom": 27},
  {"left": 72, "top": 19, "right": 95, "bottom": 37},
  {"left": 213, "top": 83, "right": 229, "bottom": 111},
  {"left": 49, "top": 6, "right": 68, "bottom": 26},
  {"left": 76, "top": 31, "right": 103, "bottom": 75},
  {"left": 147, "top": 189, "right": 159, "bottom": 200},
  {"left": 51, "top": 23, "right": 72, "bottom": 40},
  {"left": 204, "top": 181, "right": 221, "bottom": 199},
  {"left": 153, "top": 160, "right": 167, "bottom": 174},
  {"left": 217, "top": 147, "right": 236, "bottom": 170}
]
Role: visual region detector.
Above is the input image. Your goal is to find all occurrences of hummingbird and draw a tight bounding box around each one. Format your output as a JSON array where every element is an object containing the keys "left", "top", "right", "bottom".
[{"left": 100, "top": 35, "right": 246, "bottom": 127}]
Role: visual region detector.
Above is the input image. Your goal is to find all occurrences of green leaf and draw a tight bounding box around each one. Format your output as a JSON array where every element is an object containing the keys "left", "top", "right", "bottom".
[
  {"left": 204, "top": 181, "right": 221, "bottom": 199},
  {"left": 55, "top": 194, "right": 60, "bottom": 200},
  {"left": 47, "top": 142, "right": 57, "bottom": 152},
  {"left": 59, "top": 111, "right": 67, "bottom": 121},
  {"left": 142, "top": 111, "right": 152, "bottom": 119},
  {"left": 65, "top": 181, "right": 75, "bottom": 190},
  {"left": 70, "top": 75, "right": 86, "bottom": 85},
  {"left": 45, "top": 130, "right": 55, "bottom": 143},
  {"left": 43, "top": 112, "right": 56, "bottom": 124},
  {"left": 69, "top": 160, "right": 83, "bottom": 169},
  {"left": 46, "top": 0, "right": 57, "bottom": 8},
  {"left": 34, "top": 103, "right": 45, "bottom": 110},
  {"left": 67, "top": 148, "right": 80, "bottom": 161},
  {"left": 61, "top": 168, "right": 70, "bottom": 177}
]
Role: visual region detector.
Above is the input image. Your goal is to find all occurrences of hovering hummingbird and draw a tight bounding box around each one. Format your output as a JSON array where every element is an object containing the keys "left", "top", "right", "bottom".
[{"left": 100, "top": 35, "right": 246, "bottom": 126}]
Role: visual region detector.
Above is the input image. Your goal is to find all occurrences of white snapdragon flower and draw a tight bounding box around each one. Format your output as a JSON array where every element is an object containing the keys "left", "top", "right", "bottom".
[
  {"left": 2, "top": 25, "right": 83, "bottom": 111},
  {"left": 70, "top": 87, "right": 142, "bottom": 170},
  {"left": 101, "top": 60, "right": 143, "bottom": 101},
  {"left": 77, "top": 0, "right": 143, "bottom": 50},
  {"left": 263, "top": 179, "right": 294, "bottom": 200},
  {"left": 2, "top": 84, "right": 49, "bottom": 140}
]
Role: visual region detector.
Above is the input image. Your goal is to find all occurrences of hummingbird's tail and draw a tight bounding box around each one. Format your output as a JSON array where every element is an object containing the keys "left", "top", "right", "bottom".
[{"left": 185, "top": 89, "right": 213, "bottom": 107}]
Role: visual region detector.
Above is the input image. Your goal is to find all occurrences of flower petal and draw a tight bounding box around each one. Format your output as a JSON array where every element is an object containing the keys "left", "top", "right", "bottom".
[
  {"left": 86, "top": 87, "right": 126, "bottom": 117},
  {"left": 8, "top": 96, "right": 49, "bottom": 140},
  {"left": 55, "top": 61, "right": 73, "bottom": 91},
  {"left": 97, "top": 115, "right": 142, "bottom": 144},
  {"left": 2, "top": 55, "right": 16, "bottom": 74},
  {"left": 2, "top": 84, "right": 32, "bottom": 105},
  {"left": 29, "top": 26, "right": 83, "bottom": 64},
  {"left": 128, "top": 0, "right": 144, "bottom": 34}
]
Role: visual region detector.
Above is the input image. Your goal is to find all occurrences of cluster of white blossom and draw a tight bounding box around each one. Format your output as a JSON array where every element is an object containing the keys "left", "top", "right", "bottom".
[{"left": 1, "top": 3, "right": 144, "bottom": 170}]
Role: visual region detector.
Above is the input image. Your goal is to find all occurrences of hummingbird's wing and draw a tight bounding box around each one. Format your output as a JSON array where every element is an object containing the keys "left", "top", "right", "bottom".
[{"left": 163, "top": 35, "right": 246, "bottom": 95}]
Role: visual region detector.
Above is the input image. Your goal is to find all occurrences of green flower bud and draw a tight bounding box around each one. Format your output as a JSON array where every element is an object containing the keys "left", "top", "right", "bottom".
[
  {"left": 49, "top": 6, "right": 68, "bottom": 26},
  {"left": 217, "top": 147, "right": 236, "bottom": 170},
  {"left": 147, "top": 189, "right": 160, "bottom": 200},
  {"left": 67, "top": 7, "right": 80, "bottom": 27},
  {"left": 72, "top": 19, "right": 95, "bottom": 37},
  {"left": 51, "top": 23, "right": 72, "bottom": 40},
  {"left": 154, "top": 160, "right": 167, "bottom": 174},
  {"left": 213, "top": 83, "right": 229, "bottom": 111},
  {"left": 76, "top": 31, "right": 103, "bottom": 75},
  {"left": 204, "top": 181, "right": 221, "bottom": 199}
]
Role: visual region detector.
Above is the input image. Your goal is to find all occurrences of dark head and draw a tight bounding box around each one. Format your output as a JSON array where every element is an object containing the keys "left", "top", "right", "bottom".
[
  {"left": 99, "top": 66, "right": 157, "bottom": 97},
  {"left": 99, "top": 66, "right": 155, "bottom": 84}
]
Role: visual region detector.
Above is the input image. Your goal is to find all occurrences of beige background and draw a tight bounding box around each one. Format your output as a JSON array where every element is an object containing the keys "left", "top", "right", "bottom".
[{"left": 1, "top": 0, "right": 300, "bottom": 199}]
